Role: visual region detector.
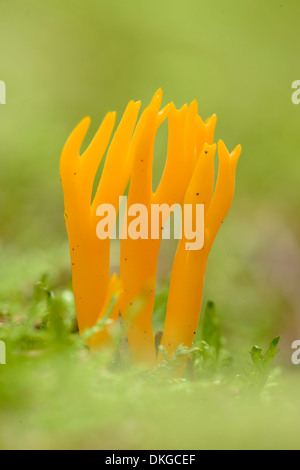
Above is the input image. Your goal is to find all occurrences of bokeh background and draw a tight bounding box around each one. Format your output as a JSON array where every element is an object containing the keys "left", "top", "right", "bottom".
[{"left": 1, "top": 0, "right": 300, "bottom": 362}]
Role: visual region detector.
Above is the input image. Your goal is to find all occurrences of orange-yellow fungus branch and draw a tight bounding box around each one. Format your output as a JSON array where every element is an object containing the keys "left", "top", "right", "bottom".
[
  {"left": 60, "top": 101, "right": 141, "bottom": 334},
  {"left": 115, "top": 93, "right": 217, "bottom": 365},
  {"left": 160, "top": 140, "right": 241, "bottom": 357}
]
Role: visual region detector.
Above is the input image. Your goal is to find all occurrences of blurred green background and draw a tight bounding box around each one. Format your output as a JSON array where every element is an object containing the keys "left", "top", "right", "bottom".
[
  {"left": 1, "top": 0, "right": 299, "bottom": 351},
  {"left": 0, "top": 0, "right": 300, "bottom": 449}
]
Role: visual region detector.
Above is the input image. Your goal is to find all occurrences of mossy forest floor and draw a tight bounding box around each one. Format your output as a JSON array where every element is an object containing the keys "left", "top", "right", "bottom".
[{"left": 0, "top": 248, "right": 299, "bottom": 450}]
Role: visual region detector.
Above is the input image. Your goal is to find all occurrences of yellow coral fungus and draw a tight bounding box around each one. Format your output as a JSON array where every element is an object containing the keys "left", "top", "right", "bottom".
[{"left": 60, "top": 90, "right": 241, "bottom": 367}]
